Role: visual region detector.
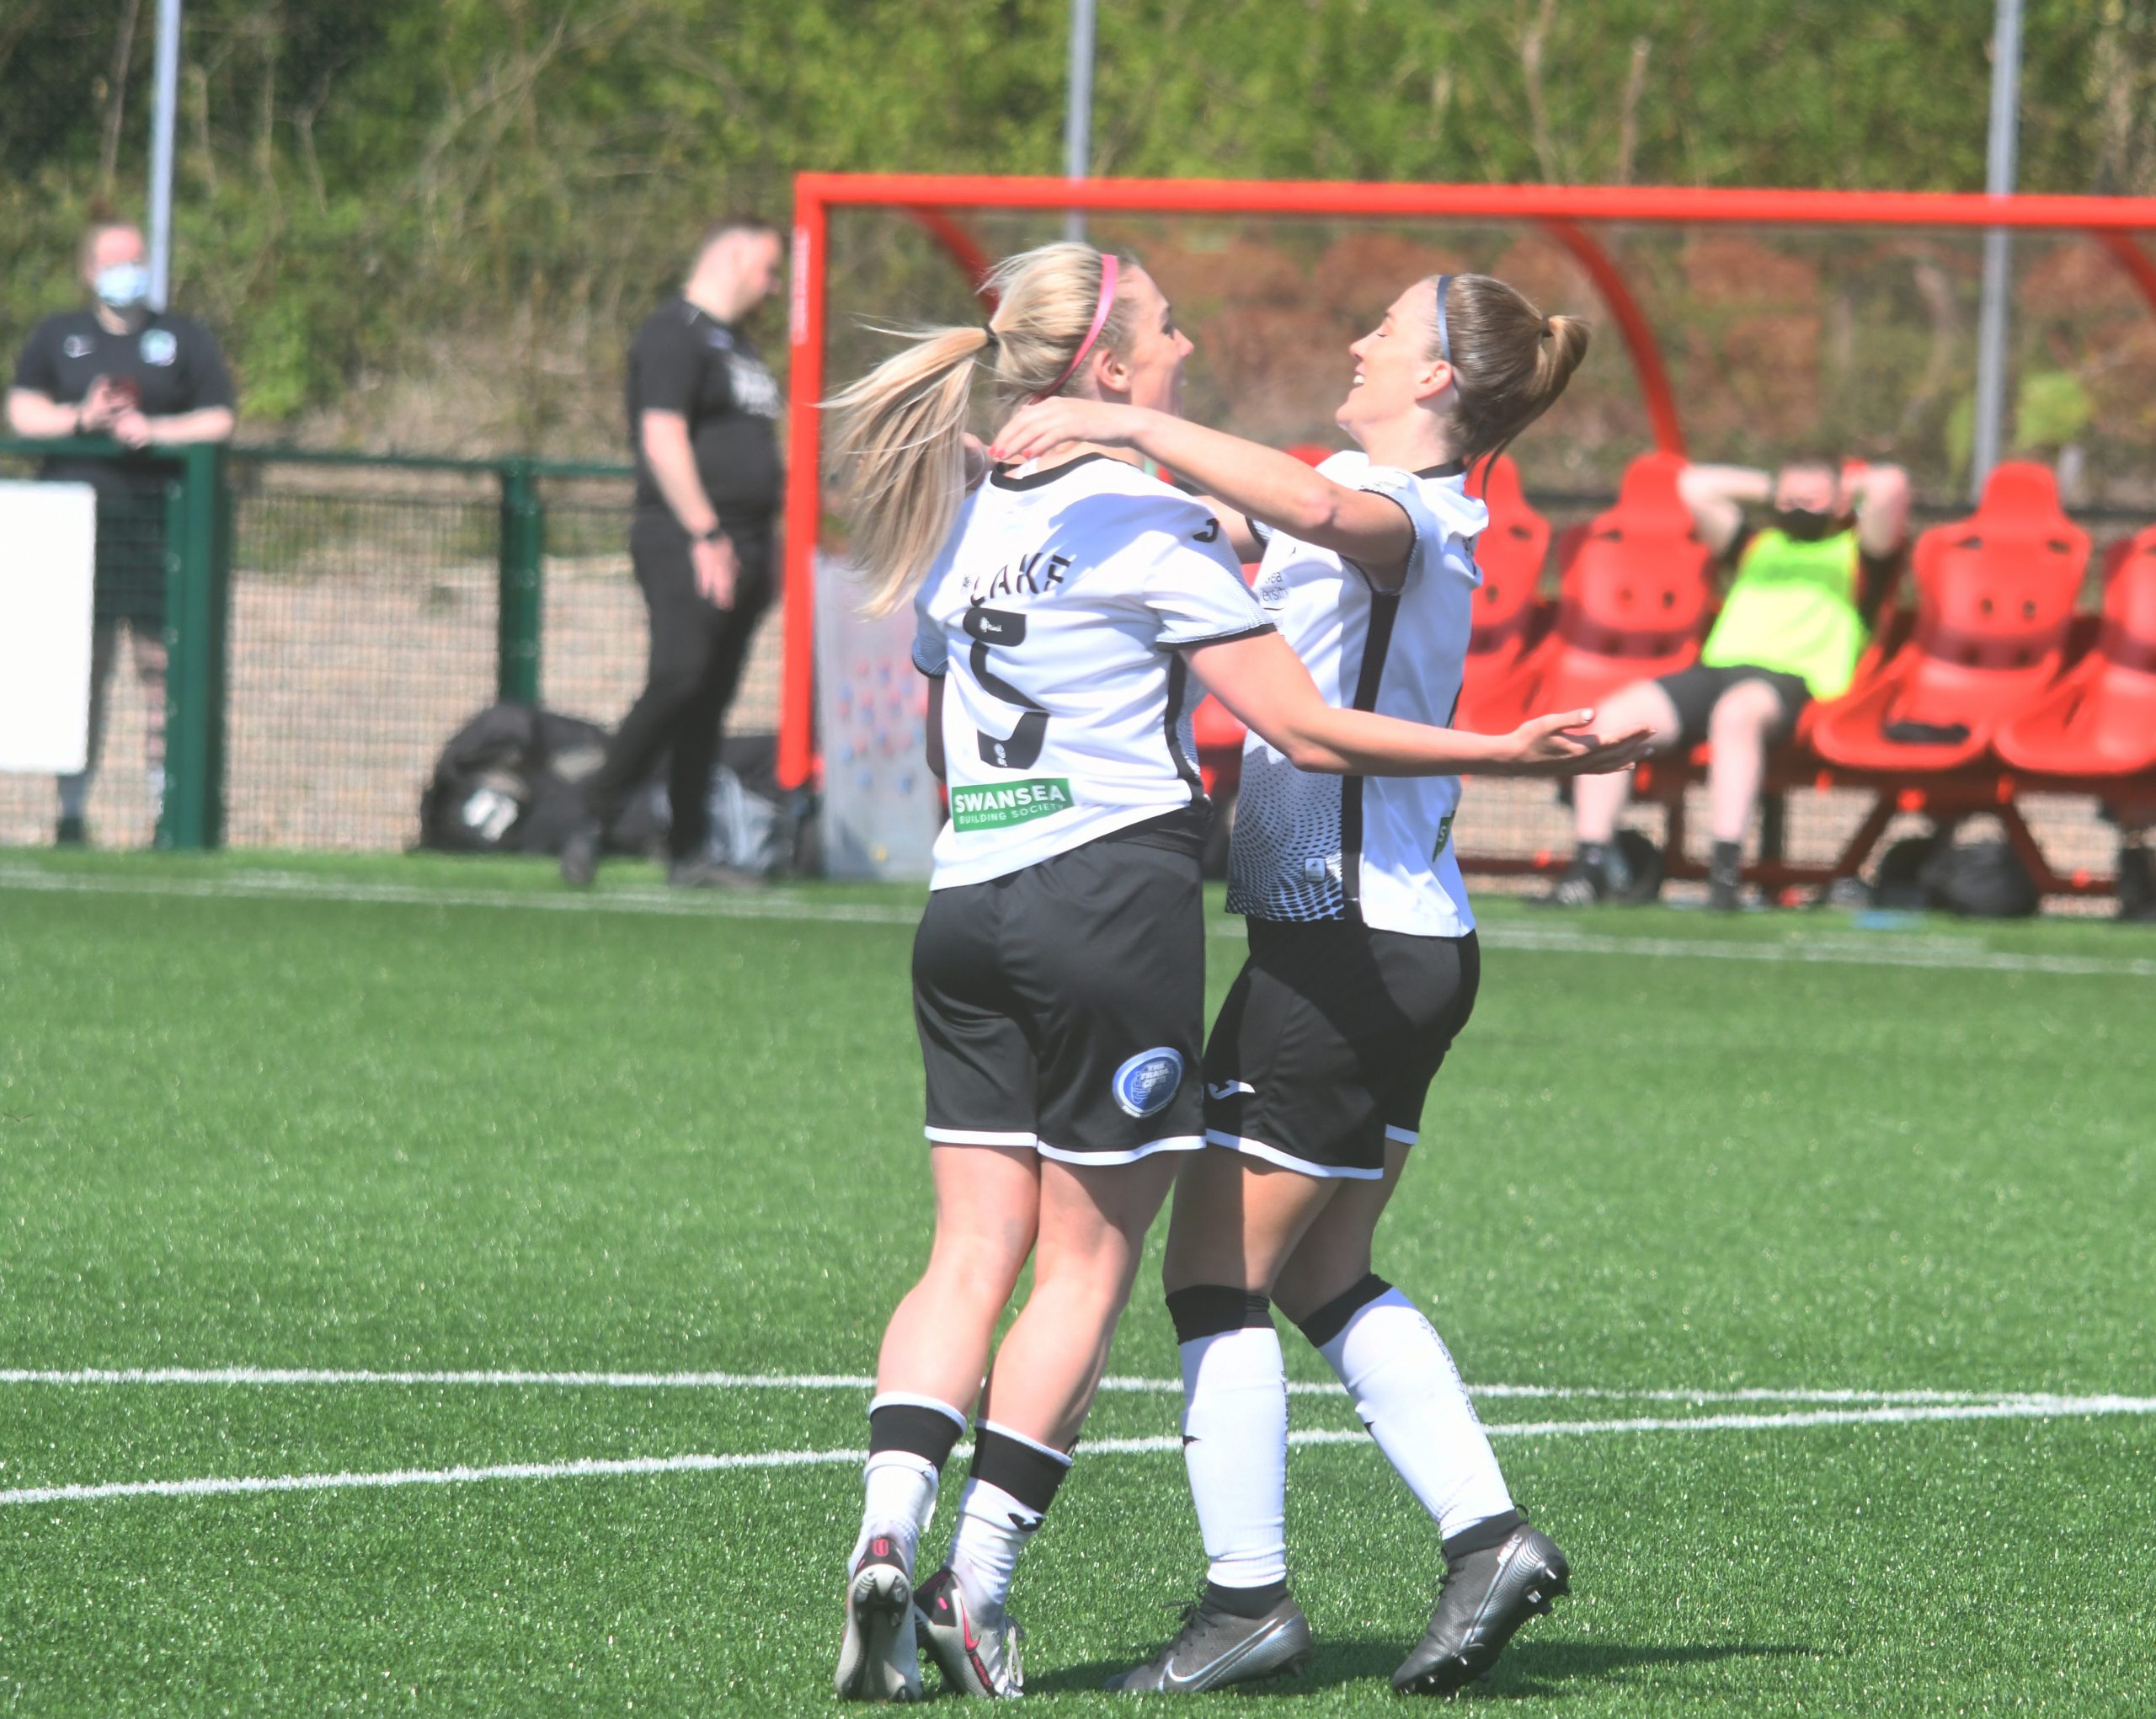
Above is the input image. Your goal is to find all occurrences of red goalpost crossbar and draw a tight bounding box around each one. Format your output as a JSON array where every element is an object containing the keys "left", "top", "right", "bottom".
[{"left": 780, "top": 173, "right": 2156, "bottom": 789}]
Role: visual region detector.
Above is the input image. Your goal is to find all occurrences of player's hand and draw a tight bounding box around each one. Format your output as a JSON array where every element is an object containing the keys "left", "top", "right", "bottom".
[
  {"left": 77, "top": 378, "right": 125, "bottom": 432},
  {"left": 692, "top": 532, "right": 738, "bottom": 610},
  {"left": 1494, "top": 709, "right": 1653, "bottom": 777},
  {"left": 110, "top": 408, "right": 154, "bottom": 450},
  {"left": 988, "top": 399, "right": 1150, "bottom": 465}
]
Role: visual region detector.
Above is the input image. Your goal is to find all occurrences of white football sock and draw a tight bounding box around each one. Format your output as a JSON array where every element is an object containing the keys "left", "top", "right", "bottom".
[
  {"left": 1315, "top": 1286, "right": 1513, "bottom": 1540},
  {"left": 945, "top": 1476, "right": 1044, "bottom": 1619},
  {"left": 849, "top": 1451, "right": 939, "bottom": 1578},
  {"left": 1179, "top": 1324, "right": 1289, "bottom": 1591},
  {"left": 57, "top": 775, "right": 88, "bottom": 822},
  {"left": 849, "top": 1391, "right": 968, "bottom": 1578}
]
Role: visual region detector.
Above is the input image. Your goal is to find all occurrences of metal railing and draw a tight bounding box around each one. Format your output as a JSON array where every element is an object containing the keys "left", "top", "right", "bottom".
[{"left": 0, "top": 440, "right": 782, "bottom": 854}]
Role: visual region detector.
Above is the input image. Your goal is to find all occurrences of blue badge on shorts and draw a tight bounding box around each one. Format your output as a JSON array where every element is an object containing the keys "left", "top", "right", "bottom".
[{"left": 1112, "top": 1047, "right": 1184, "bottom": 1119}]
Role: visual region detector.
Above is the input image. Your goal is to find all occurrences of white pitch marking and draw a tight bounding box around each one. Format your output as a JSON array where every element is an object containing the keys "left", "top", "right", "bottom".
[
  {"left": 0, "top": 1448, "right": 855, "bottom": 1508},
  {"left": 5, "top": 1394, "right": 2153, "bottom": 1509},
  {"left": 3, "top": 866, "right": 2150, "bottom": 980},
  {"left": 0, "top": 1368, "right": 2063, "bottom": 1407}
]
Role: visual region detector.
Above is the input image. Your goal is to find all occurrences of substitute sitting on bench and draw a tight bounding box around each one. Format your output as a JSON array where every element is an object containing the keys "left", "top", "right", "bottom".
[{"left": 1543, "top": 455, "right": 1910, "bottom": 911}]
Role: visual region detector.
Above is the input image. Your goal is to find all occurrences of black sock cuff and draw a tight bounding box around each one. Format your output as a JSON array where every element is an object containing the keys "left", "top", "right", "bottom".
[
  {"left": 1166, "top": 1284, "right": 1276, "bottom": 1345},
  {"left": 867, "top": 1397, "right": 967, "bottom": 1471},
  {"left": 1203, "top": 1578, "right": 1289, "bottom": 1618},
  {"left": 970, "top": 1423, "right": 1071, "bottom": 1515},
  {"left": 1442, "top": 1508, "right": 1528, "bottom": 1563},
  {"left": 1290, "top": 1273, "right": 1394, "bottom": 1350}
]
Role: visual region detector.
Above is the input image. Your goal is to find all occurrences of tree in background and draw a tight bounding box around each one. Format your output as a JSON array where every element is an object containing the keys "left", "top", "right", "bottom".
[{"left": 4, "top": 0, "right": 2153, "bottom": 480}]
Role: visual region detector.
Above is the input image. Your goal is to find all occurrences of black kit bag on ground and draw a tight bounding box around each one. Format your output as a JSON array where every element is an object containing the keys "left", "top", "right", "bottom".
[
  {"left": 704, "top": 732, "right": 817, "bottom": 877},
  {"left": 417, "top": 703, "right": 662, "bottom": 857},
  {"left": 1870, "top": 833, "right": 1944, "bottom": 910},
  {"left": 1919, "top": 838, "right": 2041, "bottom": 919}
]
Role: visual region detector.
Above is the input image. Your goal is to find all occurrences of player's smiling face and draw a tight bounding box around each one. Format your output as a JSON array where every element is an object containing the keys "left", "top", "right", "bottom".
[
  {"left": 1337, "top": 280, "right": 1450, "bottom": 441},
  {"left": 1091, "top": 265, "right": 1193, "bottom": 416}
]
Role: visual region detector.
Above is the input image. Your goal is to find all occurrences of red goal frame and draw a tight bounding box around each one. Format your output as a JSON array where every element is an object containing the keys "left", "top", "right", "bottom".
[{"left": 779, "top": 172, "right": 2156, "bottom": 791}]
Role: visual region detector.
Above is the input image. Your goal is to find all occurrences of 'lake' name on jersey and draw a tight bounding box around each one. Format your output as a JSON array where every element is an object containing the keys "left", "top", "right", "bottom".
[{"left": 962, "top": 549, "right": 1073, "bottom": 606}]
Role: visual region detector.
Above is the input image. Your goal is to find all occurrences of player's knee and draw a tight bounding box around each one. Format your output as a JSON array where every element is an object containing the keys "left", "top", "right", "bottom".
[
  {"left": 1033, "top": 1248, "right": 1141, "bottom": 1315},
  {"left": 928, "top": 1230, "right": 1031, "bottom": 1304},
  {"left": 1708, "top": 691, "right": 1774, "bottom": 742}
]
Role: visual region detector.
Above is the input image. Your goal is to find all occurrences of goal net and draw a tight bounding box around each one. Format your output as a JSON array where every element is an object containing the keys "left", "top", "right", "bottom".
[{"left": 782, "top": 175, "right": 2156, "bottom": 888}]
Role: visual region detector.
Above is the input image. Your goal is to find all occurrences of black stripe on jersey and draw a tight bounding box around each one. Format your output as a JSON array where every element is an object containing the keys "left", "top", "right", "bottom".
[
  {"left": 1170, "top": 622, "right": 1275, "bottom": 650},
  {"left": 989, "top": 451, "right": 1113, "bottom": 491},
  {"left": 1338, "top": 589, "right": 1402, "bottom": 919},
  {"left": 1162, "top": 649, "right": 1203, "bottom": 802}
]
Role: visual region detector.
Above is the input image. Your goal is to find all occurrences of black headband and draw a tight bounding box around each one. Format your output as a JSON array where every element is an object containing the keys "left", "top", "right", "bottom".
[{"left": 1432, "top": 273, "right": 1453, "bottom": 364}]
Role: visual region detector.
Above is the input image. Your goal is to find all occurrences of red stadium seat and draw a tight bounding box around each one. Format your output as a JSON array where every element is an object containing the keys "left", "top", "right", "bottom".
[
  {"left": 1459, "top": 454, "right": 1550, "bottom": 697},
  {"left": 1460, "top": 451, "right": 1712, "bottom": 734},
  {"left": 1809, "top": 462, "right": 2089, "bottom": 774},
  {"left": 1994, "top": 525, "right": 2156, "bottom": 778}
]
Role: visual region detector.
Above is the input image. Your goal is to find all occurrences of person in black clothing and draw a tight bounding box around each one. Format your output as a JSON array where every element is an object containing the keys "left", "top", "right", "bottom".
[
  {"left": 7, "top": 217, "right": 237, "bottom": 846},
  {"left": 562, "top": 215, "right": 786, "bottom": 889}
]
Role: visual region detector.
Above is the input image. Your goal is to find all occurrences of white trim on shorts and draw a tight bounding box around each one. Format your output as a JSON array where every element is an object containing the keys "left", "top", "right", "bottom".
[
  {"left": 1034, "top": 1134, "right": 1204, "bottom": 1167},
  {"left": 1384, "top": 1124, "right": 1419, "bottom": 1146},
  {"left": 926, "top": 1127, "right": 1040, "bottom": 1148},
  {"left": 1203, "top": 1128, "right": 1387, "bottom": 1182}
]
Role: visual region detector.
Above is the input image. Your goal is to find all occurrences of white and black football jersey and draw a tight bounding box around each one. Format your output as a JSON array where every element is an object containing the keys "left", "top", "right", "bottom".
[
  {"left": 913, "top": 453, "right": 1273, "bottom": 889},
  {"left": 1227, "top": 451, "right": 1485, "bottom": 937}
]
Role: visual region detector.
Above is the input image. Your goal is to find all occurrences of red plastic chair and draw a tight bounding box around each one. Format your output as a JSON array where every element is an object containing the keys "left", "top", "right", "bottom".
[
  {"left": 1458, "top": 455, "right": 1550, "bottom": 702},
  {"left": 1809, "top": 462, "right": 2089, "bottom": 774},
  {"left": 1994, "top": 525, "right": 2156, "bottom": 777},
  {"left": 1460, "top": 451, "right": 1713, "bottom": 734}
]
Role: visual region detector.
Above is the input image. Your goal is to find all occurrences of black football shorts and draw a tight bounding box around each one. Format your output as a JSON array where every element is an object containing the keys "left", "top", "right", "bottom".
[
  {"left": 1203, "top": 918, "right": 1481, "bottom": 1178},
  {"left": 912, "top": 827, "right": 1207, "bottom": 1165}
]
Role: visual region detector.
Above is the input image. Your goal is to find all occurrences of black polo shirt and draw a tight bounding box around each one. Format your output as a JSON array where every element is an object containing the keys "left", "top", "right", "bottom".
[
  {"left": 625, "top": 296, "right": 782, "bottom": 526},
  {"left": 12, "top": 308, "right": 236, "bottom": 498}
]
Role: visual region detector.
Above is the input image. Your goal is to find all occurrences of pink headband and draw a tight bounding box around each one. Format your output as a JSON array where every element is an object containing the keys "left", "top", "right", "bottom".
[{"left": 1034, "top": 254, "right": 1119, "bottom": 402}]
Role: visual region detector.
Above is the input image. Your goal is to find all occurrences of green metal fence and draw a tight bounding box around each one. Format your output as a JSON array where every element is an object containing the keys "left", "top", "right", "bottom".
[{"left": 0, "top": 440, "right": 784, "bottom": 852}]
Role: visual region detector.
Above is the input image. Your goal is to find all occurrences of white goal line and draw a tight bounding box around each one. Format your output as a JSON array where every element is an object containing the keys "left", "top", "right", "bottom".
[
  {"left": 4, "top": 1394, "right": 2153, "bottom": 1510},
  {"left": 0, "top": 1366, "right": 2087, "bottom": 1407}
]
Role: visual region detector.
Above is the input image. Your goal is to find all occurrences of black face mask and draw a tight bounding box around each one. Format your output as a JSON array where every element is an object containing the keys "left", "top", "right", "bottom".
[{"left": 1772, "top": 506, "right": 1845, "bottom": 542}]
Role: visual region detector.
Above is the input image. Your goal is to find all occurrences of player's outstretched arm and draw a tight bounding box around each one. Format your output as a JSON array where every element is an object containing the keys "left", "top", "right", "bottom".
[
  {"left": 991, "top": 401, "right": 1417, "bottom": 582},
  {"left": 1187, "top": 632, "right": 1651, "bottom": 779}
]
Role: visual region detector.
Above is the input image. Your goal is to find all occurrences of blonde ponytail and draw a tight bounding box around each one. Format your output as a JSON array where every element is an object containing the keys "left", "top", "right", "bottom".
[
  {"left": 1434, "top": 275, "right": 1593, "bottom": 472},
  {"left": 826, "top": 242, "right": 1134, "bottom": 616}
]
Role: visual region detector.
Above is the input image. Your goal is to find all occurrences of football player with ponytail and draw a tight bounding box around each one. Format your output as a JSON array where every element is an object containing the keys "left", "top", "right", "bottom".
[
  {"left": 991, "top": 272, "right": 1598, "bottom": 1695},
  {"left": 827, "top": 252, "right": 1640, "bottom": 1701}
]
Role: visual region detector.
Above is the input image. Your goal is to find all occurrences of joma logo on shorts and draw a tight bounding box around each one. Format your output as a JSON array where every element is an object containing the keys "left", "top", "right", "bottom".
[{"left": 949, "top": 777, "right": 1074, "bottom": 831}]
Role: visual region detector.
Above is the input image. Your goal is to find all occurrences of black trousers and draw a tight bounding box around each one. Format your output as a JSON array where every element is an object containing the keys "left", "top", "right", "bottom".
[{"left": 585, "top": 507, "right": 775, "bottom": 859}]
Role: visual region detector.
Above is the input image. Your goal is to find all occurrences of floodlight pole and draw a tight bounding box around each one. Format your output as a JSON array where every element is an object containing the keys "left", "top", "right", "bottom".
[
  {"left": 147, "top": 0, "right": 182, "bottom": 310},
  {"left": 1063, "top": 0, "right": 1096, "bottom": 243},
  {"left": 1970, "top": 0, "right": 2024, "bottom": 499}
]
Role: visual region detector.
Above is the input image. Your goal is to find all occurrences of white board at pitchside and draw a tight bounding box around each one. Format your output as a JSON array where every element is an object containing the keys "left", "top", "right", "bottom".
[{"left": 0, "top": 479, "right": 96, "bottom": 775}]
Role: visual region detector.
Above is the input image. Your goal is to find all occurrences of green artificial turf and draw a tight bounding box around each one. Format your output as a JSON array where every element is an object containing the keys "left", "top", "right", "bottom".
[{"left": 1, "top": 850, "right": 2151, "bottom": 1714}]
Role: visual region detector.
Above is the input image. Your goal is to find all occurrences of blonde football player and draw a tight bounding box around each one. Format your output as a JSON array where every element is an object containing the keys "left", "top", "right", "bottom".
[{"left": 826, "top": 248, "right": 1641, "bottom": 1701}]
